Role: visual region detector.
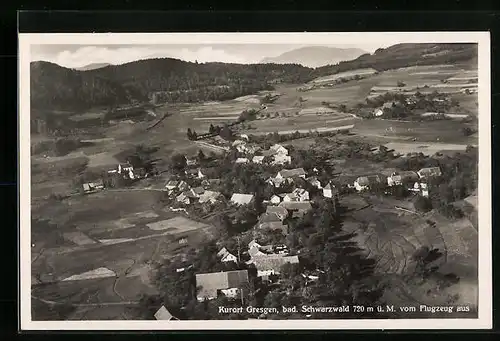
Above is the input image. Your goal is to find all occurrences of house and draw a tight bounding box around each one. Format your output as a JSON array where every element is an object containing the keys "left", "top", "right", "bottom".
[
  {"left": 240, "top": 134, "right": 249, "bottom": 141},
  {"left": 292, "top": 188, "right": 309, "bottom": 201},
  {"left": 387, "top": 171, "right": 419, "bottom": 187},
  {"left": 322, "top": 182, "right": 339, "bottom": 199},
  {"left": 276, "top": 168, "right": 307, "bottom": 180},
  {"left": 307, "top": 176, "right": 322, "bottom": 189},
  {"left": 272, "top": 154, "right": 292, "bottom": 165},
  {"left": 198, "top": 190, "right": 222, "bottom": 204},
  {"left": 265, "top": 206, "right": 289, "bottom": 221},
  {"left": 235, "top": 157, "right": 249, "bottom": 164},
  {"left": 188, "top": 186, "right": 205, "bottom": 198},
  {"left": 186, "top": 158, "right": 198, "bottom": 167},
  {"left": 217, "top": 247, "right": 238, "bottom": 263},
  {"left": 248, "top": 239, "right": 262, "bottom": 250},
  {"left": 412, "top": 182, "right": 429, "bottom": 197},
  {"left": 417, "top": 167, "right": 442, "bottom": 179},
  {"left": 270, "top": 144, "right": 288, "bottom": 155},
  {"left": 230, "top": 193, "right": 254, "bottom": 206},
  {"left": 252, "top": 155, "right": 265, "bottom": 164},
  {"left": 269, "top": 194, "right": 282, "bottom": 204},
  {"left": 108, "top": 163, "right": 135, "bottom": 179},
  {"left": 374, "top": 108, "right": 384, "bottom": 117},
  {"left": 267, "top": 176, "right": 287, "bottom": 188},
  {"left": 253, "top": 255, "right": 299, "bottom": 279},
  {"left": 176, "top": 192, "right": 192, "bottom": 205},
  {"left": 195, "top": 270, "right": 249, "bottom": 301},
  {"left": 354, "top": 175, "right": 384, "bottom": 192},
  {"left": 83, "top": 180, "right": 104, "bottom": 193},
  {"left": 165, "top": 180, "right": 188, "bottom": 191},
  {"left": 154, "top": 305, "right": 179, "bottom": 321},
  {"left": 278, "top": 201, "right": 313, "bottom": 218},
  {"left": 197, "top": 169, "right": 206, "bottom": 179}
]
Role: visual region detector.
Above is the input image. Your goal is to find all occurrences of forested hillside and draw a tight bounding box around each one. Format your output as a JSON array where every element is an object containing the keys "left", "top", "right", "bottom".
[
  {"left": 312, "top": 43, "right": 477, "bottom": 77},
  {"left": 30, "top": 43, "right": 477, "bottom": 111},
  {"left": 30, "top": 59, "right": 314, "bottom": 110}
]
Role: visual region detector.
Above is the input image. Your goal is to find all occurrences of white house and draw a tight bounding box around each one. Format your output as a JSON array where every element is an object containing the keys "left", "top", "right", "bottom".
[
  {"left": 387, "top": 171, "right": 419, "bottom": 187},
  {"left": 240, "top": 134, "right": 249, "bottom": 141},
  {"left": 270, "top": 144, "right": 288, "bottom": 155},
  {"left": 252, "top": 155, "right": 265, "bottom": 164},
  {"left": 197, "top": 169, "right": 206, "bottom": 179},
  {"left": 270, "top": 195, "right": 282, "bottom": 204},
  {"left": 283, "top": 188, "right": 309, "bottom": 202},
  {"left": 248, "top": 239, "right": 263, "bottom": 250},
  {"left": 235, "top": 157, "right": 249, "bottom": 164},
  {"left": 374, "top": 108, "right": 384, "bottom": 117},
  {"left": 217, "top": 247, "right": 238, "bottom": 263},
  {"left": 276, "top": 168, "right": 307, "bottom": 180},
  {"left": 417, "top": 167, "right": 442, "bottom": 179},
  {"left": 322, "top": 183, "right": 338, "bottom": 198},
  {"left": 412, "top": 182, "right": 429, "bottom": 197}
]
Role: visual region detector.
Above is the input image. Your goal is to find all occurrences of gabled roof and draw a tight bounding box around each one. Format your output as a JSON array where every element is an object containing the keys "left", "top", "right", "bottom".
[
  {"left": 278, "top": 168, "right": 306, "bottom": 178},
  {"left": 235, "top": 158, "right": 249, "bottom": 163},
  {"left": 196, "top": 270, "right": 249, "bottom": 299},
  {"left": 259, "top": 212, "right": 282, "bottom": 224},
  {"left": 217, "top": 247, "right": 229, "bottom": 257},
  {"left": 253, "top": 255, "right": 299, "bottom": 273},
  {"left": 278, "top": 201, "right": 313, "bottom": 211},
  {"left": 231, "top": 193, "right": 254, "bottom": 205},
  {"left": 323, "top": 182, "right": 336, "bottom": 190},
  {"left": 265, "top": 206, "right": 289, "bottom": 217},
  {"left": 154, "top": 306, "right": 178, "bottom": 320},
  {"left": 166, "top": 180, "right": 179, "bottom": 187},
  {"left": 248, "top": 239, "right": 262, "bottom": 249},
  {"left": 198, "top": 190, "right": 222, "bottom": 204},
  {"left": 355, "top": 174, "right": 383, "bottom": 186},
  {"left": 192, "top": 187, "right": 205, "bottom": 195},
  {"left": 417, "top": 167, "right": 442, "bottom": 178},
  {"left": 390, "top": 171, "right": 419, "bottom": 182},
  {"left": 252, "top": 155, "right": 265, "bottom": 162}
]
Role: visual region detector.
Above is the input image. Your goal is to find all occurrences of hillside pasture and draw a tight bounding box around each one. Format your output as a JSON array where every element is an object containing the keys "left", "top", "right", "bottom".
[{"left": 310, "top": 68, "right": 377, "bottom": 85}]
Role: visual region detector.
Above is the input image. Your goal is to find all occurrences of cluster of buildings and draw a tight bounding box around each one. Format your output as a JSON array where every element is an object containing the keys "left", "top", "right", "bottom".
[
  {"left": 349, "top": 166, "right": 442, "bottom": 197},
  {"left": 232, "top": 141, "right": 292, "bottom": 166},
  {"left": 165, "top": 178, "right": 223, "bottom": 206}
]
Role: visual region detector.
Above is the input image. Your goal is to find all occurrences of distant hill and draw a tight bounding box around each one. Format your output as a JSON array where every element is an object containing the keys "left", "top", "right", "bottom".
[
  {"left": 312, "top": 43, "right": 478, "bottom": 77},
  {"left": 74, "top": 63, "right": 112, "bottom": 71},
  {"left": 30, "top": 59, "right": 314, "bottom": 110},
  {"left": 261, "top": 46, "right": 367, "bottom": 68}
]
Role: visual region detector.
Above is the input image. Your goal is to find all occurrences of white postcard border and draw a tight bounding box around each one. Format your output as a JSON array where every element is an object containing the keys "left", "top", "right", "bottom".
[{"left": 19, "top": 31, "right": 492, "bottom": 330}]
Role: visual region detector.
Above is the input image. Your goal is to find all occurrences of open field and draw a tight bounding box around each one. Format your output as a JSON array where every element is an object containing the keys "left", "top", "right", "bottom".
[
  {"left": 147, "top": 216, "right": 209, "bottom": 232},
  {"left": 310, "top": 68, "right": 377, "bottom": 84}
]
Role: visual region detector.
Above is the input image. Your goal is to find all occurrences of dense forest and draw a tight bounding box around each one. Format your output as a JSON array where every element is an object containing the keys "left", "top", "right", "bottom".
[
  {"left": 31, "top": 43, "right": 477, "bottom": 111},
  {"left": 30, "top": 59, "right": 313, "bottom": 110}
]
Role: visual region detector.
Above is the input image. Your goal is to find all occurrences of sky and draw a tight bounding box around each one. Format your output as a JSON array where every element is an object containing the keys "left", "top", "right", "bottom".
[{"left": 30, "top": 43, "right": 396, "bottom": 69}]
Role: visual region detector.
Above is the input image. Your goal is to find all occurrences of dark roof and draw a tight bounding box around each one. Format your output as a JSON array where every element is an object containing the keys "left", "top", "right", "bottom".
[
  {"left": 196, "top": 270, "right": 249, "bottom": 299},
  {"left": 266, "top": 206, "right": 289, "bottom": 217},
  {"left": 278, "top": 168, "right": 306, "bottom": 178}
]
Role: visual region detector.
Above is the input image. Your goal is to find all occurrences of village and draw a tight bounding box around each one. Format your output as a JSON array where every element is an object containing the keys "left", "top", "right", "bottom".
[{"left": 74, "top": 128, "right": 463, "bottom": 320}]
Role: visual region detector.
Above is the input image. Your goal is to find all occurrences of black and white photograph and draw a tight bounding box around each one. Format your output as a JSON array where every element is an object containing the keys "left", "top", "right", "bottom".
[{"left": 19, "top": 32, "right": 491, "bottom": 330}]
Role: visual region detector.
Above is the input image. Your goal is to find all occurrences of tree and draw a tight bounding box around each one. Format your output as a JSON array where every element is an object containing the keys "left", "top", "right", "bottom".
[
  {"left": 171, "top": 153, "right": 187, "bottom": 173},
  {"left": 209, "top": 124, "right": 216, "bottom": 134},
  {"left": 397, "top": 81, "right": 406, "bottom": 87},
  {"left": 219, "top": 125, "right": 234, "bottom": 141},
  {"left": 414, "top": 196, "right": 433, "bottom": 212},
  {"left": 187, "top": 128, "right": 193, "bottom": 140},
  {"left": 197, "top": 149, "right": 206, "bottom": 163}
]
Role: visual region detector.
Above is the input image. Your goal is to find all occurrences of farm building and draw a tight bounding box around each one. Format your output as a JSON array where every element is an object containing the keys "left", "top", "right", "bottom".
[
  {"left": 272, "top": 154, "right": 292, "bottom": 165},
  {"left": 265, "top": 206, "right": 289, "bottom": 221},
  {"left": 252, "top": 155, "right": 265, "bottom": 164},
  {"left": 231, "top": 193, "right": 254, "bottom": 206},
  {"left": 165, "top": 180, "right": 188, "bottom": 191},
  {"left": 82, "top": 180, "right": 104, "bottom": 193},
  {"left": 235, "top": 157, "right": 249, "bottom": 164},
  {"left": 176, "top": 191, "right": 195, "bottom": 205},
  {"left": 217, "top": 247, "right": 238, "bottom": 263},
  {"left": 270, "top": 144, "right": 289, "bottom": 155},
  {"left": 276, "top": 168, "right": 307, "bottom": 180},
  {"left": 283, "top": 188, "right": 310, "bottom": 202},
  {"left": 279, "top": 201, "right": 313, "bottom": 218},
  {"left": 322, "top": 183, "right": 339, "bottom": 199},
  {"left": 417, "top": 167, "right": 442, "bottom": 179},
  {"left": 195, "top": 270, "right": 249, "bottom": 301},
  {"left": 198, "top": 190, "right": 222, "bottom": 204},
  {"left": 252, "top": 255, "right": 300, "bottom": 279},
  {"left": 188, "top": 187, "right": 205, "bottom": 198},
  {"left": 154, "top": 306, "right": 179, "bottom": 321},
  {"left": 307, "top": 176, "right": 322, "bottom": 189},
  {"left": 354, "top": 175, "right": 384, "bottom": 192},
  {"left": 387, "top": 171, "right": 419, "bottom": 187},
  {"left": 411, "top": 182, "right": 430, "bottom": 197}
]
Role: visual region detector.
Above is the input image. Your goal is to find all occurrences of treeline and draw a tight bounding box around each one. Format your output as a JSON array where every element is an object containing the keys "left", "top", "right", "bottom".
[
  {"left": 312, "top": 43, "right": 477, "bottom": 78},
  {"left": 30, "top": 59, "right": 313, "bottom": 110}
]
